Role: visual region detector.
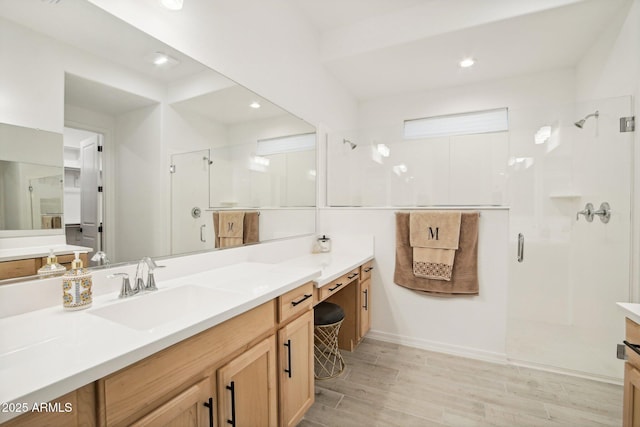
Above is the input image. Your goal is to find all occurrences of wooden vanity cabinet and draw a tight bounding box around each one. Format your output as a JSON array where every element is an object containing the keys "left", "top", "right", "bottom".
[
  {"left": 217, "top": 336, "right": 278, "bottom": 427},
  {"left": 277, "top": 282, "right": 314, "bottom": 427},
  {"left": 0, "top": 384, "right": 96, "bottom": 427},
  {"left": 0, "top": 252, "right": 89, "bottom": 281},
  {"left": 358, "top": 274, "right": 371, "bottom": 339},
  {"left": 624, "top": 317, "right": 640, "bottom": 427},
  {"left": 128, "top": 377, "right": 214, "bottom": 427},
  {"left": 278, "top": 310, "right": 314, "bottom": 427},
  {"left": 99, "top": 300, "right": 276, "bottom": 427}
]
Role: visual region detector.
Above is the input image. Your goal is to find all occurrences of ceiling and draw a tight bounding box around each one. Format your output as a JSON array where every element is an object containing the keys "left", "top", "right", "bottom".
[
  {"left": 1, "top": 0, "right": 630, "bottom": 109},
  {"left": 289, "top": 0, "right": 630, "bottom": 100}
]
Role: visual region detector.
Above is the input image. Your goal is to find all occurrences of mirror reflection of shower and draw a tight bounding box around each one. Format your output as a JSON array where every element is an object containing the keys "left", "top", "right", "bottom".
[{"left": 574, "top": 110, "right": 599, "bottom": 128}]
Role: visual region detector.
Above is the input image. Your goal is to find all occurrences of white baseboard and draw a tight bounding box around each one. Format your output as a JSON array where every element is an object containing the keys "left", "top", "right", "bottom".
[
  {"left": 365, "top": 329, "right": 623, "bottom": 385},
  {"left": 365, "top": 329, "right": 508, "bottom": 364}
]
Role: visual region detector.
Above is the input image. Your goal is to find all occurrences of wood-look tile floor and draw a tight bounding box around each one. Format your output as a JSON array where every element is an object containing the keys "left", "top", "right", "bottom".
[{"left": 299, "top": 338, "right": 623, "bottom": 427}]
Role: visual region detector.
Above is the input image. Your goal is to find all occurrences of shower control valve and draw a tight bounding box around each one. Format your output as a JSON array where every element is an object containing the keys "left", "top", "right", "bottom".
[{"left": 576, "top": 203, "right": 594, "bottom": 222}]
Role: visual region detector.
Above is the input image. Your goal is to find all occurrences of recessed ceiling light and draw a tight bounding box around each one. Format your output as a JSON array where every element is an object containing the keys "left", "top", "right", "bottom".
[
  {"left": 160, "top": 0, "right": 183, "bottom": 10},
  {"left": 144, "top": 52, "right": 180, "bottom": 68},
  {"left": 459, "top": 57, "right": 475, "bottom": 68},
  {"left": 153, "top": 54, "right": 169, "bottom": 65},
  {"left": 249, "top": 102, "right": 261, "bottom": 109}
]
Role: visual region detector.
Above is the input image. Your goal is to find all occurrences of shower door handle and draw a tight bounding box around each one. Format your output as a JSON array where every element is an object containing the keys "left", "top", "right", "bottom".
[
  {"left": 517, "top": 233, "right": 524, "bottom": 263},
  {"left": 200, "top": 224, "right": 206, "bottom": 242}
]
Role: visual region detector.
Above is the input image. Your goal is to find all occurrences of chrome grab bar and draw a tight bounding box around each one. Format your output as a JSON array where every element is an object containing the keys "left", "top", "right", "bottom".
[{"left": 200, "top": 224, "right": 206, "bottom": 242}]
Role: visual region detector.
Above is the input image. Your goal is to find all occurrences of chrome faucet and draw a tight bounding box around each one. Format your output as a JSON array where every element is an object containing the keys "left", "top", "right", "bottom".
[
  {"left": 108, "top": 273, "right": 134, "bottom": 298},
  {"left": 133, "top": 257, "right": 164, "bottom": 294}
]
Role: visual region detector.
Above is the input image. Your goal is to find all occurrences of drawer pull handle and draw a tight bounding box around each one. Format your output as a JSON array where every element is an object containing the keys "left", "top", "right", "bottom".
[
  {"left": 226, "top": 381, "right": 236, "bottom": 426},
  {"left": 284, "top": 339, "right": 292, "bottom": 378},
  {"left": 328, "top": 282, "right": 343, "bottom": 291},
  {"left": 364, "top": 266, "right": 373, "bottom": 273},
  {"left": 203, "top": 397, "right": 214, "bottom": 427},
  {"left": 291, "top": 294, "right": 312, "bottom": 306},
  {"left": 625, "top": 340, "right": 640, "bottom": 357},
  {"left": 363, "top": 289, "right": 368, "bottom": 310},
  {"left": 348, "top": 272, "right": 359, "bottom": 280}
]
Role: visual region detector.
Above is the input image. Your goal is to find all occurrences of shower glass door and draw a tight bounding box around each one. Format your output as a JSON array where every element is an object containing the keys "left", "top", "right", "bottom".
[{"left": 507, "top": 95, "right": 633, "bottom": 381}]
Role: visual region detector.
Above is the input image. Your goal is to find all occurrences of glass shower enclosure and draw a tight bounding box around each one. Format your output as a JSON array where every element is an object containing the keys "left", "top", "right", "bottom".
[{"left": 506, "top": 95, "right": 634, "bottom": 381}]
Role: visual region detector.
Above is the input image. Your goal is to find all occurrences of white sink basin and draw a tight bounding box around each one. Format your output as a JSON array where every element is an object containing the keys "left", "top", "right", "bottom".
[{"left": 88, "top": 285, "right": 237, "bottom": 331}]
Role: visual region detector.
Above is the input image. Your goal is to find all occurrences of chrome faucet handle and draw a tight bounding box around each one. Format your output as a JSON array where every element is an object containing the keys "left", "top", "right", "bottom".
[
  {"left": 576, "top": 202, "right": 594, "bottom": 222},
  {"left": 133, "top": 259, "right": 147, "bottom": 294},
  {"left": 142, "top": 257, "right": 165, "bottom": 291},
  {"left": 108, "top": 273, "right": 134, "bottom": 298}
]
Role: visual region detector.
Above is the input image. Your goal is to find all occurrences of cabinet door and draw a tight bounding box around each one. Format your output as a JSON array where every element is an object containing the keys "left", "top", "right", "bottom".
[
  {"left": 130, "top": 378, "right": 214, "bottom": 427},
  {"left": 625, "top": 363, "right": 640, "bottom": 427},
  {"left": 218, "top": 336, "right": 278, "bottom": 427},
  {"left": 359, "top": 278, "right": 371, "bottom": 339},
  {"left": 279, "top": 310, "right": 314, "bottom": 427}
]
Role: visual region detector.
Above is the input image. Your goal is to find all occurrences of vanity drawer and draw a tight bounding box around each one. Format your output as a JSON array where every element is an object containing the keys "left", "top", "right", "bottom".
[
  {"left": 0, "top": 258, "right": 39, "bottom": 280},
  {"left": 360, "top": 261, "right": 374, "bottom": 282},
  {"left": 279, "top": 281, "right": 314, "bottom": 324},
  {"left": 318, "top": 268, "right": 359, "bottom": 301}
]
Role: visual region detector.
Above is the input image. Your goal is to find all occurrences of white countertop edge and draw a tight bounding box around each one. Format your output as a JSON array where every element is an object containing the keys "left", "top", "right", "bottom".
[
  {"left": 0, "top": 244, "right": 93, "bottom": 263},
  {"left": 617, "top": 302, "right": 640, "bottom": 325},
  {"left": 0, "top": 268, "right": 320, "bottom": 424},
  {"left": 314, "top": 254, "right": 374, "bottom": 287}
]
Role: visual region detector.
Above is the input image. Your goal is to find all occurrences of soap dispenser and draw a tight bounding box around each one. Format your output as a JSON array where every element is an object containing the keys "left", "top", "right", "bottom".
[
  {"left": 37, "top": 249, "right": 66, "bottom": 278},
  {"left": 62, "top": 251, "right": 92, "bottom": 311},
  {"left": 317, "top": 235, "right": 332, "bottom": 253}
]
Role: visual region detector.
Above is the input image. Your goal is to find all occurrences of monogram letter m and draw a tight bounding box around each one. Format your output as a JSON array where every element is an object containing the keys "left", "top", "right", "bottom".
[{"left": 428, "top": 227, "right": 439, "bottom": 240}]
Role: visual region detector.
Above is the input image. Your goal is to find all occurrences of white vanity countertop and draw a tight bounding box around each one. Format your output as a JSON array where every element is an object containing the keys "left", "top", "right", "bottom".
[
  {"left": 0, "top": 261, "right": 320, "bottom": 423},
  {"left": 618, "top": 302, "right": 640, "bottom": 325},
  {"left": 0, "top": 244, "right": 93, "bottom": 262},
  {"left": 276, "top": 247, "right": 374, "bottom": 287}
]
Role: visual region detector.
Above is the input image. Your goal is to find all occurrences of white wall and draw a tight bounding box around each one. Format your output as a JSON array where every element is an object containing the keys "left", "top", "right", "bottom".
[{"left": 320, "top": 208, "right": 509, "bottom": 360}]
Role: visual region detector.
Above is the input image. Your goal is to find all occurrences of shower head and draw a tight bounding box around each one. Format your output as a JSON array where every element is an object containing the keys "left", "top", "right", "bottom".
[
  {"left": 574, "top": 110, "right": 599, "bottom": 128},
  {"left": 343, "top": 139, "right": 357, "bottom": 150}
]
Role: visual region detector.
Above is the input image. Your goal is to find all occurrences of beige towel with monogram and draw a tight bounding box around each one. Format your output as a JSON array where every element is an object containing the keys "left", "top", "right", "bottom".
[
  {"left": 218, "top": 211, "right": 245, "bottom": 248},
  {"left": 395, "top": 212, "right": 479, "bottom": 295},
  {"left": 409, "top": 211, "right": 461, "bottom": 281}
]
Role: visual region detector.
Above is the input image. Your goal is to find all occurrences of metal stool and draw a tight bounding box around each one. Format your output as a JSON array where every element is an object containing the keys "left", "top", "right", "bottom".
[{"left": 314, "top": 301, "right": 346, "bottom": 380}]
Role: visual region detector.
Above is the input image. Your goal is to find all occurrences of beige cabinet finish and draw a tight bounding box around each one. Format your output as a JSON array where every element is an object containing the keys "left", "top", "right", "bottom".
[
  {"left": 129, "top": 378, "right": 213, "bottom": 427},
  {"left": 0, "top": 253, "right": 88, "bottom": 281},
  {"left": 278, "top": 281, "right": 314, "bottom": 324},
  {"left": 358, "top": 276, "right": 371, "bottom": 339},
  {"left": 0, "top": 384, "right": 96, "bottom": 427},
  {"left": 278, "top": 310, "right": 314, "bottom": 427},
  {"left": 217, "top": 336, "right": 278, "bottom": 427},
  {"left": 625, "top": 317, "right": 640, "bottom": 427},
  {"left": 98, "top": 300, "right": 275, "bottom": 427}
]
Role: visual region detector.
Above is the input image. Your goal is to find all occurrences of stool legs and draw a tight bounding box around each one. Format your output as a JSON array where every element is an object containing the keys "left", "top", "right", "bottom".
[{"left": 314, "top": 320, "right": 345, "bottom": 380}]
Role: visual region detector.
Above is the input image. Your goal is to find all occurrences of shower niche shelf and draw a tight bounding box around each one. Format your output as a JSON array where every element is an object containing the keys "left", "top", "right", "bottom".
[{"left": 548, "top": 192, "right": 581, "bottom": 199}]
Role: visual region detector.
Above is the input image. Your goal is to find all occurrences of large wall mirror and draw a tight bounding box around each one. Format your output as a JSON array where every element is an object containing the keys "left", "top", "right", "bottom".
[{"left": 0, "top": 1, "right": 316, "bottom": 265}]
